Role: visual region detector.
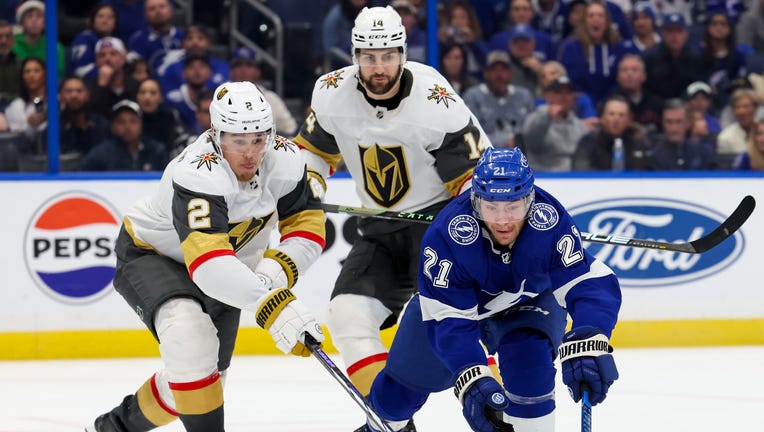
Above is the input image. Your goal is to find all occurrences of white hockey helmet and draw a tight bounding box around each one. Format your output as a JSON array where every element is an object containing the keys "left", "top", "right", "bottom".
[
  {"left": 351, "top": 6, "right": 407, "bottom": 60},
  {"left": 209, "top": 81, "right": 275, "bottom": 146}
]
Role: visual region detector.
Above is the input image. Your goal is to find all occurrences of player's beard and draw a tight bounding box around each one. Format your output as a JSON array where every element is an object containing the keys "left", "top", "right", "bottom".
[{"left": 362, "top": 65, "right": 402, "bottom": 96}]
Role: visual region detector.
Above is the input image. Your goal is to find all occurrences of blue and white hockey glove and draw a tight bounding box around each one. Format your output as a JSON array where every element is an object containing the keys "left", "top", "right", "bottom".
[
  {"left": 559, "top": 326, "right": 619, "bottom": 406},
  {"left": 454, "top": 365, "right": 509, "bottom": 432}
]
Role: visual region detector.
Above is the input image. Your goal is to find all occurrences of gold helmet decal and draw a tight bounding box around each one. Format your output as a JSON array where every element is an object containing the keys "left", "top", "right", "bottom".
[
  {"left": 427, "top": 84, "right": 456, "bottom": 107},
  {"left": 360, "top": 143, "right": 410, "bottom": 207},
  {"left": 216, "top": 87, "right": 229, "bottom": 100}
]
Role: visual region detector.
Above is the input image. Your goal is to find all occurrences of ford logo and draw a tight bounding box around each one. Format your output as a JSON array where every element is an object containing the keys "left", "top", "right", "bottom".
[{"left": 569, "top": 198, "right": 745, "bottom": 287}]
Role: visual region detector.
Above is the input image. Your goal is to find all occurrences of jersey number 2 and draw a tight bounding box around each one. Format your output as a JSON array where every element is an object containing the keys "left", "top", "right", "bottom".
[
  {"left": 423, "top": 247, "right": 452, "bottom": 288},
  {"left": 188, "top": 198, "right": 211, "bottom": 229}
]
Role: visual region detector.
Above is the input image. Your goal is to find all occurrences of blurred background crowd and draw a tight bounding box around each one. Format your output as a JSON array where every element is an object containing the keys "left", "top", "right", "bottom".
[{"left": 1, "top": 0, "right": 764, "bottom": 172}]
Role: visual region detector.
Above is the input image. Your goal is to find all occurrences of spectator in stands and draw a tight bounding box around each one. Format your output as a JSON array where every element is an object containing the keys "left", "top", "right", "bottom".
[
  {"left": 504, "top": 24, "right": 542, "bottom": 93},
  {"left": 735, "top": 0, "right": 764, "bottom": 53},
  {"left": 560, "top": 0, "right": 633, "bottom": 41},
  {"left": 439, "top": 42, "right": 480, "bottom": 96},
  {"left": 128, "top": 0, "right": 183, "bottom": 71},
  {"left": 642, "top": 13, "right": 707, "bottom": 100},
  {"left": 522, "top": 75, "right": 589, "bottom": 171},
  {"left": 4, "top": 57, "right": 47, "bottom": 153},
  {"left": 559, "top": 0, "right": 637, "bottom": 105},
  {"left": 105, "top": 0, "right": 145, "bottom": 42},
  {"left": 462, "top": 50, "right": 535, "bottom": 148},
  {"left": 87, "top": 37, "right": 139, "bottom": 114},
  {"left": 732, "top": 117, "right": 764, "bottom": 170},
  {"left": 536, "top": 60, "right": 598, "bottom": 129},
  {"left": 573, "top": 95, "right": 651, "bottom": 170},
  {"left": 439, "top": 0, "right": 489, "bottom": 79},
  {"left": 392, "top": 0, "right": 426, "bottom": 63},
  {"left": 195, "top": 89, "right": 213, "bottom": 133},
  {"left": 626, "top": 2, "right": 660, "bottom": 53},
  {"left": 57, "top": 0, "right": 102, "bottom": 45},
  {"left": 560, "top": 0, "right": 588, "bottom": 41},
  {"left": 228, "top": 47, "right": 298, "bottom": 136},
  {"left": 156, "top": 25, "right": 230, "bottom": 94},
  {"left": 687, "top": 108, "right": 717, "bottom": 148},
  {"left": 685, "top": 81, "right": 721, "bottom": 134},
  {"left": 718, "top": 88, "right": 759, "bottom": 165},
  {"left": 532, "top": 0, "right": 566, "bottom": 44},
  {"left": 164, "top": 53, "right": 212, "bottom": 133},
  {"left": 126, "top": 56, "right": 150, "bottom": 81},
  {"left": 612, "top": 54, "right": 663, "bottom": 135},
  {"left": 59, "top": 76, "right": 110, "bottom": 155},
  {"left": 12, "top": 0, "right": 65, "bottom": 77},
  {"left": 135, "top": 77, "right": 188, "bottom": 157},
  {"left": 322, "top": 0, "right": 367, "bottom": 69},
  {"left": 647, "top": 98, "right": 717, "bottom": 170},
  {"left": 69, "top": 3, "right": 118, "bottom": 79},
  {"left": 700, "top": 10, "right": 752, "bottom": 112},
  {"left": 488, "top": 0, "right": 556, "bottom": 62},
  {"left": 80, "top": 99, "right": 167, "bottom": 171},
  {"left": 0, "top": 19, "right": 19, "bottom": 108}
]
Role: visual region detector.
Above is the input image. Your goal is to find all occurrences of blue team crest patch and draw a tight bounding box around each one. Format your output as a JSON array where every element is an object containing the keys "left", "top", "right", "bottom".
[
  {"left": 448, "top": 215, "right": 480, "bottom": 245},
  {"left": 528, "top": 203, "right": 559, "bottom": 231}
]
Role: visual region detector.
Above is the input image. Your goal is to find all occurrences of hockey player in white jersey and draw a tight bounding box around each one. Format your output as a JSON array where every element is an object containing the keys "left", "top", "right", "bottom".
[
  {"left": 292, "top": 7, "right": 491, "bottom": 427},
  {"left": 86, "top": 81, "right": 326, "bottom": 432}
]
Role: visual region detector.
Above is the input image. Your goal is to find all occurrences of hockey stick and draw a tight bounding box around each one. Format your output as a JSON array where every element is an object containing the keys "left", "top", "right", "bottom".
[
  {"left": 322, "top": 195, "right": 756, "bottom": 254},
  {"left": 581, "top": 389, "right": 592, "bottom": 432},
  {"left": 304, "top": 334, "right": 394, "bottom": 432}
]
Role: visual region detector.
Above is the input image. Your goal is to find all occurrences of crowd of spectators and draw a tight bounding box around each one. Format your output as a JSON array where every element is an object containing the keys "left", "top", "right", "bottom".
[{"left": 0, "top": 0, "right": 764, "bottom": 173}]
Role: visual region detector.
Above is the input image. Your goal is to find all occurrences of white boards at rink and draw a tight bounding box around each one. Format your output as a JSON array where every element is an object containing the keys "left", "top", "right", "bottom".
[{"left": 2, "top": 175, "right": 763, "bottom": 359}]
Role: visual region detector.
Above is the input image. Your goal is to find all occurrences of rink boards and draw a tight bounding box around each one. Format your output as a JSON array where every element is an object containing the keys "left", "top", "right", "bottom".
[{"left": 1, "top": 173, "right": 763, "bottom": 359}]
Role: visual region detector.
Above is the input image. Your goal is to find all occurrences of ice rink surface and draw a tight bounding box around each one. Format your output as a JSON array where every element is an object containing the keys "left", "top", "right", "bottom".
[{"left": 1, "top": 346, "right": 762, "bottom": 432}]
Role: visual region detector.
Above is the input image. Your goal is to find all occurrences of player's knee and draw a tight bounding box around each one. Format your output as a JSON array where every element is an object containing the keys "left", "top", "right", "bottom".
[
  {"left": 498, "top": 329, "right": 556, "bottom": 418},
  {"left": 368, "top": 371, "right": 428, "bottom": 422},
  {"left": 156, "top": 298, "right": 219, "bottom": 382},
  {"left": 327, "top": 294, "right": 391, "bottom": 341}
]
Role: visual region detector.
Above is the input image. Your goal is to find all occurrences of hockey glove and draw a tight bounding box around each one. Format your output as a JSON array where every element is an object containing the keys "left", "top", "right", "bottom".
[
  {"left": 255, "top": 288, "right": 324, "bottom": 356},
  {"left": 454, "top": 365, "right": 509, "bottom": 432},
  {"left": 307, "top": 168, "right": 327, "bottom": 201},
  {"left": 559, "top": 326, "right": 619, "bottom": 406},
  {"left": 254, "top": 249, "right": 299, "bottom": 290}
]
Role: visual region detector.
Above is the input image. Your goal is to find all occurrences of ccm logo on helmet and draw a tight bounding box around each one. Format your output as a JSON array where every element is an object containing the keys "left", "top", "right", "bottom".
[{"left": 489, "top": 188, "right": 514, "bottom": 193}]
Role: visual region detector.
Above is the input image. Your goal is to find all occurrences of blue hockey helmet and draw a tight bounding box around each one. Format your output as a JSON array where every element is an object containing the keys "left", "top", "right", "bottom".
[{"left": 471, "top": 147, "right": 535, "bottom": 222}]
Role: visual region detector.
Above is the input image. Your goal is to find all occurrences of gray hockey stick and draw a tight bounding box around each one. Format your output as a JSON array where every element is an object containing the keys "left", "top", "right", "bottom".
[
  {"left": 322, "top": 195, "right": 755, "bottom": 254},
  {"left": 304, "top": 334, "right": 394, "bottom": 432}
]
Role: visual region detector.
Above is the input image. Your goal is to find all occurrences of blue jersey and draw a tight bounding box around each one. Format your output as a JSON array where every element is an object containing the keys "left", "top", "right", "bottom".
[{"left": 417, "top": 187, "right": 621, "bottom": 373}]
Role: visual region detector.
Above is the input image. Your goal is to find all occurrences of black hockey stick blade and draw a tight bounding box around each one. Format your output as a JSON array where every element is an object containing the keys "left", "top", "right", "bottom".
[
  {"left": 304, "top": 334, "right": 394, "bottom": 432},
  {"left": 581, "top": 195, "right": 756, "bottom": 253},
  {"left": 323, "top": 195, "right": 756, "bottom": 254}
]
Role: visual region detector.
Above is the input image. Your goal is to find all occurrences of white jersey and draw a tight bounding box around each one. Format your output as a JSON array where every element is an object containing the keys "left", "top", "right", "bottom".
[
  {"left": 123, "top": 132, "right": 325, "bottom": 310},
  {"left": 294, "top": 61, "right": 490, "bottom": 212}
]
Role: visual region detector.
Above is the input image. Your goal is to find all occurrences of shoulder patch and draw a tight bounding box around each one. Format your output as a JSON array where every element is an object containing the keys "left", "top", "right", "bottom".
[
  {"left": 191, "top": 152, "right": 221, "bottom": 171},
  {"left": 273, "top": 135, "right": 297, "bottom": 153},
  {"left": 320, "top": 70, "right": 345, "bottom": 89},
  {"left": 427, "top": 84, "right": 456, "bottom": 107},
  {"left": 448, "top": 215, "right": 480, "bottom": 245},
  {"left": 528, "top": 203, "right": 559, "bottom": 231}
]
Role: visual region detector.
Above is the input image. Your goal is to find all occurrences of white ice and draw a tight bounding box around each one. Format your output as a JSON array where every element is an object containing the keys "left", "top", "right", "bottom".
[{"left": 1, "top": 346, "right": 762, "bottom": 431}]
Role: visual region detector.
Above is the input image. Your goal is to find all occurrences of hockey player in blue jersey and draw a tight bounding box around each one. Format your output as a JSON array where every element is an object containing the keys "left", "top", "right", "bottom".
[{"left": 357, "top": 147, "right": 622, "bottom": 432}]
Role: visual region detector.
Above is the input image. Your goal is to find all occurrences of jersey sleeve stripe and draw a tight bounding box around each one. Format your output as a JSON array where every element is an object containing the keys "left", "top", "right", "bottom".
[
  {"left": 420, "top": 295, "right": 478, "bottom": 322},
  {"left": 278, "top": 209, "right": 326, "bottom": 248},
  {"left": 443, "top": 169, "right": 474, "bottom": 197},
  {"left": 281, "top": 230, "right": 327, "bottom": 249},
  {"left": 292, "top": 134, "right": 343, "bottom": 174},
  {"left": 181, "top": 231, "right": 235, "bottom": 276},
  {"left": 552, "top": 259, "right": 615, "bottom": 308},
  {"left": 188, "top": 249, "right": 236, "bottom": 278}
]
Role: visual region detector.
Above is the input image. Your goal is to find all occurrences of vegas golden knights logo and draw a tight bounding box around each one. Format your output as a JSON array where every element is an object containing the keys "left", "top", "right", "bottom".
[
  {"left": 228, "top": 213, "right": 273, "bottom": 251},
  {"left": 359, "top": 143, "right": 410, "bottom": 208}
]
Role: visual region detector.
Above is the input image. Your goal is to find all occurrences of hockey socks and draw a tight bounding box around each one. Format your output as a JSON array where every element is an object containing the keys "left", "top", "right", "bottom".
[{"left": 170, "top": 371, "right": 225, "bottom": 431}]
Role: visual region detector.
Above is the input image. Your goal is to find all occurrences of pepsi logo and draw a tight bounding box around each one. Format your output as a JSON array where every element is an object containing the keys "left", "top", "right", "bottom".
[
  {"left": 24, "top": 191, "right": 121, "bottom": 303},
  {"left": 569, "top": 198, "right": 745, "bottom": 287}
]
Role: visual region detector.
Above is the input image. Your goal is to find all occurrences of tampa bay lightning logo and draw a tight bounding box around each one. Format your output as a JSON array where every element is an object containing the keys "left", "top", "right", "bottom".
[
  {"left": 528, "top": 203, "right": 559, "bottom": 231},
  {"left": 448, "top": 215, "right": 480, "bottom": 245}
]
